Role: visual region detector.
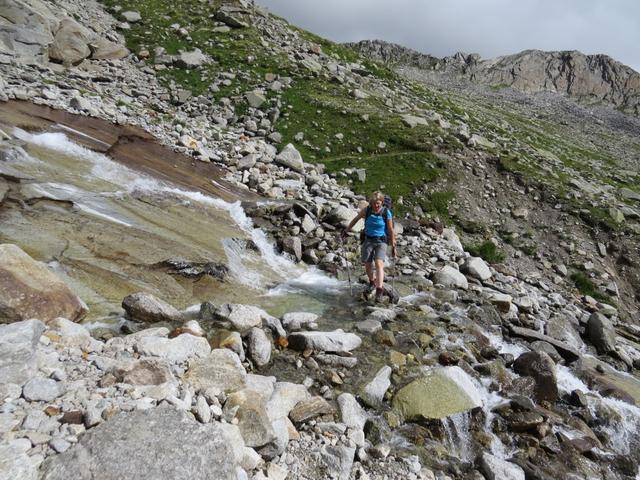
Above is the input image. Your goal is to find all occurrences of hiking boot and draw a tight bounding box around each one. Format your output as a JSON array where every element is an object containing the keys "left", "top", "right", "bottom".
[
  {"left": 375, "top": 288, "right": 385, "bottom": 302},
  {"left": 364, "top": 280, "right": 376, "bottom": 294}
]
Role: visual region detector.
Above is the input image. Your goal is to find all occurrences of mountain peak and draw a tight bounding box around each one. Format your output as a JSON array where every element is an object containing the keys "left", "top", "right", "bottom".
[{"left": 349, "top": 40, "right": 640, "bottom": 114}]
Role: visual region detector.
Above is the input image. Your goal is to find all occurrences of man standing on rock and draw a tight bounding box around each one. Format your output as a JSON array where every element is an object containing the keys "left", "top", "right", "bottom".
[{"left": 342, "top": 191, "right": 396, "bottom": 301}]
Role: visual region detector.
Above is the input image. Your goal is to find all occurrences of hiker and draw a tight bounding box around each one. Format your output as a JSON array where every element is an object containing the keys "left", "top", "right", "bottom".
[{"left": 342, "top": 191, "right": 397, "bottom": 301}]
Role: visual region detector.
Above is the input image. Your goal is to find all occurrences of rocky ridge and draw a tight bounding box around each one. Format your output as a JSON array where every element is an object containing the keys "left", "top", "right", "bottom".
[
  {"left": 0, "top": 1, "right": 640, "bottom": 479},
  {"left": 348, "top": 40, "right": 640, "bottom": 114}
]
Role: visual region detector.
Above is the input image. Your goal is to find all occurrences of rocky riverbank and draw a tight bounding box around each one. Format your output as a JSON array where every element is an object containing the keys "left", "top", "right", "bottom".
[{"left": 1, "top": 0, "right": 640, "bottom": 479}]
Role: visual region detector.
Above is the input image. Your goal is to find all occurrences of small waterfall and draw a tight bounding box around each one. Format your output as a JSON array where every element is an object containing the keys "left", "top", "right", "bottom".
[
  {"left": 557, "top": 365, "right": 640, "bottom": 457},
  {"left": 222, "top": 237, "right": 265, "bottom": 288},
  {"left": 443, "top": 412, "right": 473, "bottom": 462},
  {"left": 13, "top": 128, "right": 343, "bottom": 299}
]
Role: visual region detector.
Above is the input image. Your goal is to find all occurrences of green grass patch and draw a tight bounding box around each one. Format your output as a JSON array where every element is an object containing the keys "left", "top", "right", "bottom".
[
  {"left": 570, "top": 272, "right": 613, "bottom": 304},
  {"left": 99, "top": 0, "right": 289, "bottom": 98},
  {"left": 421, "top": 190, "right": 455, "bottom": 219},
  {"left": 465, "top": 240, "right": 505, "bottom": 264}
]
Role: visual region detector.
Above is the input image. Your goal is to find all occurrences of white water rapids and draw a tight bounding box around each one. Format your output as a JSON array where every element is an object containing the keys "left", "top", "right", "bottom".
[{"left": 11, "top": 127, "right": 344, "bottom": 305}]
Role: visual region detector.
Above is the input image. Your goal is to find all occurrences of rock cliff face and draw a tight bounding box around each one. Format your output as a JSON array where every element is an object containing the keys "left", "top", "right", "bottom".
[{"left": 349, "top": 40, "right": 640, "bottom": 114}]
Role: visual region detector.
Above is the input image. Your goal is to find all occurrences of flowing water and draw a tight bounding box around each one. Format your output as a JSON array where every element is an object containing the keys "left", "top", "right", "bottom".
[
  {"left": 1, "top": 125, "right": 349, "bottom": 322},
  {"left": 3, "top": 112, "right": 640, "bottom": 473}
]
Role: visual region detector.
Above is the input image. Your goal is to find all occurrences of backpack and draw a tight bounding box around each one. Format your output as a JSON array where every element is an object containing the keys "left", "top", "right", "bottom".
[{"left": 359, "top": 195, "right": 393, "bottom": 244}]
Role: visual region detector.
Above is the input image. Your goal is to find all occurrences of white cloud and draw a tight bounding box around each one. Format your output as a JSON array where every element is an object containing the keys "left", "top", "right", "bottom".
[{"left": 256, "top": 0, "right": 640, "bottom": 72}]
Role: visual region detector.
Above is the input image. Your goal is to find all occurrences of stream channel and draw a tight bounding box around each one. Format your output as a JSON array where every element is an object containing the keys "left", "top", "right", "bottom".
[{"left": 1, "top": 102, "right": 639, "bottom": 471}]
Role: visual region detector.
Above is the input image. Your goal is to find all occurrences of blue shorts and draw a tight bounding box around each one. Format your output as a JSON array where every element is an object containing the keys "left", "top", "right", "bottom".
[{"left": 361, "top": 238, "right": 387, "bottom": 263}]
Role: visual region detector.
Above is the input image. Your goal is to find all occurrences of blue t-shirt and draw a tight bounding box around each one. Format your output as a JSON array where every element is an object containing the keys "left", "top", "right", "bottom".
[{"left": 365, "top": 207, "right": 393, "bottom": 237}]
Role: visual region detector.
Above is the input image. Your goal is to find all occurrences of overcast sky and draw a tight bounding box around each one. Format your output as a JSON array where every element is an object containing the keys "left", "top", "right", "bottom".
[{"left": 256, "top": 0, "right": 640, "bottom": 72}]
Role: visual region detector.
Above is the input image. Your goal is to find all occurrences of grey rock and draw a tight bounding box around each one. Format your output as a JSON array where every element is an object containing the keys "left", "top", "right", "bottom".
[
  {"left": 122, "top": 292, "right": 183, "bottom": 323},
  {"left": 288, "top": 330, "right": 362, "bottom": 353},
  {"left": 324, "top": 205, "right": 361, "bottom": 230},
  {"left": 320, "top": 445, "right": 356, "bottom": 480},
  {"left": 49, "top": 438, "right": 71, "bottom": 453},
  {"left": 214, "top": 303, "right": 266, "bottom": 332},
  {"left": 266, "top": 382, "right": 310, "bottom": 421},
  {"left": 299, "top": 56, "right": 322, "bottom": 73},
  {"left": 121, "top": 11, "right": 142, "bottom": 23},
  {"left": 246, "top": 328, "right": 271, "bottom": 367},
  {"left": 245, "top": 90, "right": 266, "bottom": 108},
  {"left": 48, "top": 18, "right": 92, "bottom": 65},
  {"left": 468, "top": 134, "right": 496, "bottom": 149},
  {"left": 586, "top": 312, "right": 617, "bottom": 354},
  {"left": 48, "top": 317, "right": 91, "bottom": 349},
  {"left": 175, "top": 49, "right": 206, "bottom": 69},
  {"left": 0, "top": 0, "right": 58, "bottom": 64},
  {"left": 281, "top": 312, "right": 318, "bottom": 331},
  {"left": 282, "top": 236, "right": 302, "bottom": 262},
  {"left": 509, "top": 326, "right": 581, "bottom": 363},
  {"left": 401, "top": 114, "right": 428, "bottom": 128},
  {"left": 39, "top": 407, "right": 237, "bottom": 480},
  {"left": 355, "top": 319, "right": 382, "bottom": 334},
  {"left": 360, "top": 366, "right": 392, "bottom": 408},
  {"left": 88, "top": 37, "right": 129, "bottom": 60},
  {"left": 462, "top": 256, "right": 492, "bottom": 281},
  {"left": 216, "top": 6, "right": 249, "bottom": 28},
  {"left": 433, "top": 265, "right": 468, "bottom": 290},
  {"left": 0, "top": 441, "right": 39, "bottom": 480},
  {"left": 224, "top": 389, "right": 275, "bottom": 447},
  {"left": 22, "top": 377, "right": 64, "bottom": 402},
  {"left": 275, "top": 143, "right": 304, "bottom": 173},
  {"left": 135, "top": 333, "right": 211, "bottom": 364},
  {"left": 513, "top": 351, "right": 558, "bottom": 402},
  {"left": 183, "top": 349, "right": 247, "bottom": 394},
  {"left": 0, "top": 319, "right": 45, "bottom": 386},
  {"left": 193, "top": 395, "right": 211, "bottom": 423},
  {"left": 337, "top": 393, "right": 367, "bottom": 430},
  {"left": 114, "top": 359, "right": 174, "bottom": 386},
  {"left": 479, "top": 452, "right": 525, "bottom": 480}
]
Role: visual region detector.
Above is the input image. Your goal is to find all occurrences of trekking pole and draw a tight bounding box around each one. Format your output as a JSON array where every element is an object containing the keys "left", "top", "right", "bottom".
[
  {"left": 391, "top": 246, "right": 397, "bottom": 297},
  {"left": 345, "top": 240, "right": 353, "bottom": 297}
]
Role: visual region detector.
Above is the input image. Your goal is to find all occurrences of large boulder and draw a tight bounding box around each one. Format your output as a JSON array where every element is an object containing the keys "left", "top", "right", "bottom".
[
  {"left": 509, "top": 326, "right": 581, "bottom": 363},
  {"left": 432, "top": 265, "right": 468, "bottom": 290},
  {"left": 324, "top": 205, "right": 361, "bottom": 231},
  {"left": 210, "top": 303, "right": 266, "bottom": 332},
  {"left": 586, "top": 312, "right": 617, "bottom": 354},
  {"left": 479, "top": 452, "right": 525, "bottom": 480},
  {"left": 274, "top": 144, "right": 304, "bottom": 173},
  {"left": 88, "top": 37, "right": 129, "bottom": 60},
  {"left": 48, "top": 18, "right": 92, "bottom": 65},
  {"left": 360, "top": 365, "right": 392, "bottom": 408},
  {"left": 0, "top": 440, "right": 40, "bottom": 480},
  {"left": 135, "top": 334, "right": 211, "bottom": 364},
  {"left": 0, "top": 319, "right": 45, "bottom": 387},
  {"left": 392, "top": 366, "right": 483, "bottom": 421},
  {"left": 246, "top": 328, "right": 271, "bottom": 367},
  {"left": 0, "top": 244, "right": 87, "bottom": 324},
  {"left": 39, "top": 407, "right": 238, "bottom": 480},
  {"left": 513, "top": 351, "right": 558, "bottom": 402},
  {"left": 183, "top": 349, "right": 247, "bottom": 394},
  {"left": 0, "top": 0, "right": 59, "bottom": 63},
  {"left": 462, "top": 256, "right": 492, "bottom": 281},
  {"left": 122, "top": 292, "right": 183, "bottom": 323},
  {"left": 287, "top": 330, "right": 362, "bottom": 353},
  {"left": 224, "top": 389, "right": 275, "bottom": 447},
  {"left": 175, "top": 48, "right": 206, "bottom": 69}
]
